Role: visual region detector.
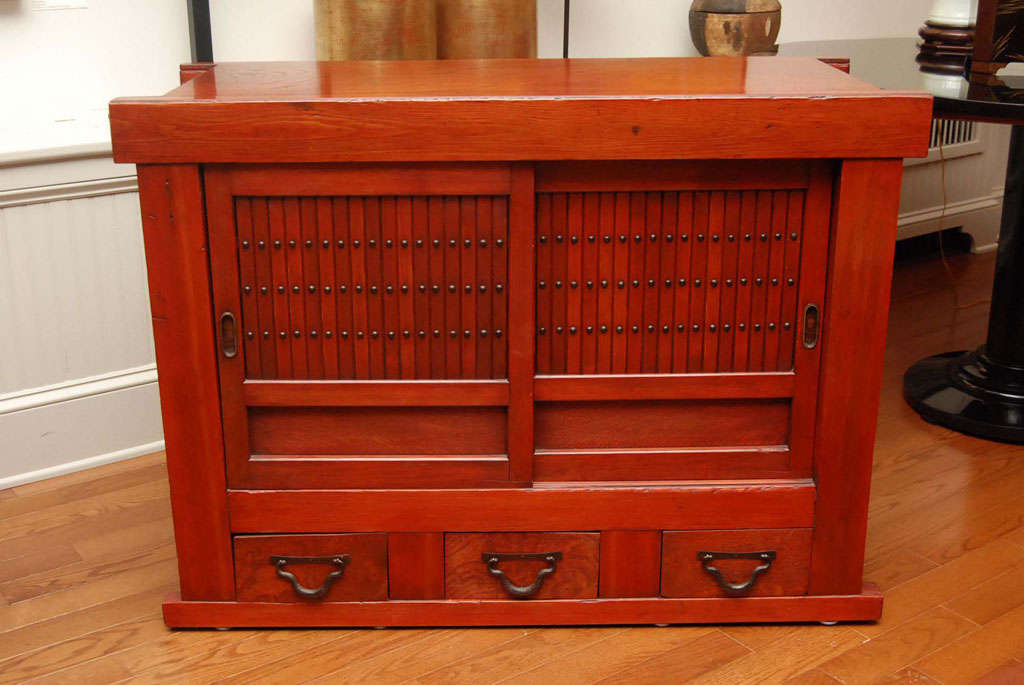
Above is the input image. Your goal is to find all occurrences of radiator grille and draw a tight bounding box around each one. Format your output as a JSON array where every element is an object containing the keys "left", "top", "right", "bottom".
[{"left": 930, "top": 119, "right": 977, "bottom": 149}]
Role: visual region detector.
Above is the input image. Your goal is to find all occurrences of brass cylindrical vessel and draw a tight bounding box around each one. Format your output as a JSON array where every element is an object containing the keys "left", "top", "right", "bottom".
[
  {"left": 437, "top": 0, "right": 537, "bottom": 59},
  {"left": 314, "top": 0, "right": 438, "bottom": 61}
]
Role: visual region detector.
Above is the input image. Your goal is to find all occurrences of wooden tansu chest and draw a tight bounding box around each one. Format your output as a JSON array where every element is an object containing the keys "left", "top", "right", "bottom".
[{"left": 109, "top": 57, "right": 931, "bottom": 627}]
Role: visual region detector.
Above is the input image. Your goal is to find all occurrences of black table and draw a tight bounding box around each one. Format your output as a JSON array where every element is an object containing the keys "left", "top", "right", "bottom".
[{"left": 783, "top": 38, "right": 1024, "bottom": 443}]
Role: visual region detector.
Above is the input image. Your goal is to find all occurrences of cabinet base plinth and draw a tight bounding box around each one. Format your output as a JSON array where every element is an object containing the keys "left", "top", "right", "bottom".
[{"left": 163, "top": 585, "right": 882, "bottom": 628}]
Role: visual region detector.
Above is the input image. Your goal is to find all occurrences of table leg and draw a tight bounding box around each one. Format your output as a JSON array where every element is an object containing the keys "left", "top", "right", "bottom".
[{"left": 904, "top": 124, "right": 1024, "bottom": 443}]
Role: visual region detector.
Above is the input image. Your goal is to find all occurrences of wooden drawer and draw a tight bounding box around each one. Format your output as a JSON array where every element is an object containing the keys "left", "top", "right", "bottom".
[
  {"left": 661, "top": 529, "right": 812, "bottom": 598},
  {"left": 445, "top": 532, "right": 599, "bottom": 599},
  {"left": 234, "top": 534, "right": 387, "bottom": 602}
]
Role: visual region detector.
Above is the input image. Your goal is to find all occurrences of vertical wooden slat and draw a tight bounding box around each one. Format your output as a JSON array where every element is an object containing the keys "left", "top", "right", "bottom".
[
  {"left": 396, "top": 196, "right": 416, "bottom": 378},
  {"left": 508, "top": 165, "right": 535, "bottom": 483},
  {"left": 283, "top": 198, "right": 308, "bottom": 378},
  {"left": 459, "top": 196, "right": 477, "bottom": 378},
  {"left": 734, "top": 191, "right": 757, "bottom": 372},
  {"left": 566, "top": 193, "right": 584, "bottom": 374},
  {"left": 443, "top": 196, "right": 462, "bottom": 377},
  {"left": 235, "top": 198, "right": 260, "bottom": 378},
  {"left": 380, "top": 197, "right": 400, "bottom": 379},
  {"left": 764, "top": 191, "right": 788, "bottom": 370},
  {"left": 427, "top": 197, "right": 446, "bottom": 378},
  {"left": 551, "top": 193, "right": 568, "bottom": 373},
  {"left": 316, "top": 198, "right": 338, "bottom": 378},
  {"left": 475, "top": 197, "right": 493, "bottom": 377},
  {"left": 411, "top": 197, "right": 431, "bottom": 377},
  {"left": 749, "top": 191, "right": 773, "bottom": 371},
  {"left": 641, "top": 192, "right": 661, "bottom": 373},
  {"left": 790, "top": 171, "right": 833, "bottom": 475},
  {"left": 611, "top": 192, "right": 629, "bottom": 374},
  {"left": 596, "top": 192, "right": 615, "bottom": 374},
  {"left": 809, "top": 159, "right": 903, "bottom": 595},
  {"left": 268, "top": 199, "right": 292, "bottom": 377},
  {"left": 687, "top": 192, "right": 708, "bottom": 373},
  {"left": 334, "top": 198, "right": 355, "bottom": 379},
  {"left": 348, "top": 198, "right": 370, "bottom": 379},
  {"left": 656, "top": 192, "right": 677, "bottom": 373},
  {"left": 581, "top": 193, "right": 600, "bottom": 374},
  {"left": 300, "top": 198, "right": 323, "bottom": 379},
  {"left": 719, "top": 191, "right": 741, "bottom": 372},
  {"left": 672, "top": 192, "right": 692, "bottom": 373},
  {"left": 251, "top": 199, "right": 276, "bottom": 378},
  {"left": 139, "top": 165, "right": 233, "bottom": 600},
  {"left": 492, "top": 196, "right": 509, "bottom": 379},
  {"left": 364, "top": 197, "right": 385, "bottom": 378},
  {"left": 779, "top": 190, "right": 804, "bottom": 371},
  {"left": 702, "top": 192, "right": 725, "bottom": 372},
  {"left": 626, "top": 192, "right": 645, "bottom": 373},
  {"left": 535, "top": 194, "right": 552, "bottom": 374}
]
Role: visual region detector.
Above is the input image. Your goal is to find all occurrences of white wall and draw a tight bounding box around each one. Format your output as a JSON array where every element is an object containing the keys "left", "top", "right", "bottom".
[
  {"left": 210, "top": 0, "right": 934, "bottom": 61},
  {"left": 0, "top": 0, "right": 189, "bottom": 154}
]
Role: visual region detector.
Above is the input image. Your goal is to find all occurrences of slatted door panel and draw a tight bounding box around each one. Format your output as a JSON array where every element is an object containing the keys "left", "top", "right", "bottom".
[
  {"left": 536, "top": 189, "right": 804, "bottom": 374},
  {"left": 532, "top": 161, "right": 832, "bottom": 482},
  {"left": 236, "top": 195, "right": 507, "bottom": 380},
  {"left": 207, "top": 164, "right": 526, "bottom": 490}
]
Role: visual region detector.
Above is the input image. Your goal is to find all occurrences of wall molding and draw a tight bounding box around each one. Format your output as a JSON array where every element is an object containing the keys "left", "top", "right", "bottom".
[
  {"left": 0, "top": 440, "right": 165, "bottom": 490},
  {"left": 898, "top": 190, "right": 1004, "bottom": 228},
  {"left": 0, "top": 174, "right": 138, "bottom": 209},
  {"left": 0, "top": 364, "right": 157, "bottom": 415}
]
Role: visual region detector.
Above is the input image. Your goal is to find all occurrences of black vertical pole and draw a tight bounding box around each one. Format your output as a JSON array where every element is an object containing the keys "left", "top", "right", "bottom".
[
  {"left": 563, "top": 0, "right": 570, "bottom": 58},
  {"left": 985, "top": 124, "right": 1024, "bottom": 364},
  {"left": 187, "top": 0, "right": 214, "bottom": 63}
]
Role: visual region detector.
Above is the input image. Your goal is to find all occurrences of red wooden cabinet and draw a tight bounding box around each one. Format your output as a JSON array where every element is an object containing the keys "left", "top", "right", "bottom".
[{"left": 111, "top": 57, "right": 931, "bottom": 627}]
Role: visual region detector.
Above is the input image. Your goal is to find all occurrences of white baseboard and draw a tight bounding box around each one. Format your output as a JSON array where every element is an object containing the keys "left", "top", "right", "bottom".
[
  {"left": 0, "top": 440, "right": 165, "bottom": 490},
  {"left": 0, "top": 377, "right": 165, "bottom": 489},
  {"left": 898, "top": 191, "right": 1003, "bottom": 254}
]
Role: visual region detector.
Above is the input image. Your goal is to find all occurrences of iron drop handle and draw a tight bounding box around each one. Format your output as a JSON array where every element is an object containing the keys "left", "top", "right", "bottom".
[
  {"left": 481, "top": 551, "right": 562, "bottom": 599},
  {"left": 698, "top": 550, "right": 776, "bottom": 595},
  {"left": 271, "top": 554, "right": 350, "bottom": 599}
]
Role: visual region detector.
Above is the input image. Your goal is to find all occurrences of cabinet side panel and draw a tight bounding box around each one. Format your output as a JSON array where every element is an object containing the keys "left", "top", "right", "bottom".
[
  {"left": 808, "top": 159, "right": 903, "bottom": 595},
  {"left": 137, "top": 164, "right": 234, "bottom": 600}
]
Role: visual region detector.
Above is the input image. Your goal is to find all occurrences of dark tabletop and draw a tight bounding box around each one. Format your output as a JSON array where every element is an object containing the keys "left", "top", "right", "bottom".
[{"left": 781, "top": 37, "right": 1024, "bottom": 124}]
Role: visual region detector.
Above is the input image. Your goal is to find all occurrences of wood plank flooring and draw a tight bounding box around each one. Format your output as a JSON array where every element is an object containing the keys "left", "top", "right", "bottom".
[{"left": 2, "top": 251, "right": 1023, "bottom": 684}]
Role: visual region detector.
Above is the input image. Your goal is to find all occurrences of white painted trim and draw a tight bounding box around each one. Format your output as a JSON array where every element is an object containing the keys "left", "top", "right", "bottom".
[
  {"left": 0, "top": 440, "right": 165, "bottom": 490},
  {"left": 0, "top": 364, "right": 157, "bottom": 415},
  {"left": 897, "top": 192, "right": 1003, "bottom": 228},
  {"left": 904, "top": 138, "right": 984, "bottom": 168},
  {"left": 0, "top": 175, "right": 138, "bottom": 209},
  {"left": 0, "top": 142, "right": 113, "bottom": 168}
]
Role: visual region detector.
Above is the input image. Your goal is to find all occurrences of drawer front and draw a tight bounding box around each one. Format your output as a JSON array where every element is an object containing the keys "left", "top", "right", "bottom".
[
  {"left": 234, "top": 534, "right": 387, "bottom": 602},
  {"left": 445, "top": 532, "right": 599, "bottom": 599},
  {"left": 661, "top": 529, "right": 811, "bottom": 598}
]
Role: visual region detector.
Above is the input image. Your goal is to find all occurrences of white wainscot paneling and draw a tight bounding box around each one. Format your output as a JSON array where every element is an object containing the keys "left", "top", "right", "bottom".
[
  {"left": 0, "top": 175, "right": 164, "bottom": 488},
  {"left": 899, "top": 121, "right": 1010, "bottom": 253}
]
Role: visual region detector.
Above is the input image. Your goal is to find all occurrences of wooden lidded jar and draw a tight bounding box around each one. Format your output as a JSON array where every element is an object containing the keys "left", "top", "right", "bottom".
[
  {"left": 314, "top": 0, "right": 438, "bottom": 60},
  {"left": 689, "top": 0, "right": 782, "bottom": 57},
  {"left": 437, "top": 0, "right": 537, "bottom": 59}
]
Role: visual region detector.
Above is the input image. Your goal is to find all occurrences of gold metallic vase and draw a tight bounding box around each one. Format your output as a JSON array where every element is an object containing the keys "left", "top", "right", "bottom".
[
  {"left": 437, "top": 0, "right": 537, "bottom": 59},
  {"left": 314, "top": 0, "right": 438, "bottom": 60}
]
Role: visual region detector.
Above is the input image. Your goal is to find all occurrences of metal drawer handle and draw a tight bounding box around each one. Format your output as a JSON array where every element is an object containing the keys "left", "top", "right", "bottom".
[
  {"left": 481, "top": 551, "right": 562, "bottom": 599},
  {"left": 698, "top": 550, "right": 777, "bottom": 595},
  {"left": 270, "top": 554, "right": 350, "bottom": 599}
]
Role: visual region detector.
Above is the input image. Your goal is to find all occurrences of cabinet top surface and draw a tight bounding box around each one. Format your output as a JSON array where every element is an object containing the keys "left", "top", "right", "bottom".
[
  {"left": 128, "top": 57, "right": 909, "bottom": 103},
  {"left": 109, "top": 58, "right": 931, "bottom": 163}
]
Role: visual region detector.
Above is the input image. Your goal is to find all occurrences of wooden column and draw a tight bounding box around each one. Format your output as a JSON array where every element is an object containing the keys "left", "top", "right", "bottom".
[
  {"left": 137, "top": 165, "right": 234, "bottom": 600},
  {"left": 808, "top": 159, "right": 904, "bottom": 595}
]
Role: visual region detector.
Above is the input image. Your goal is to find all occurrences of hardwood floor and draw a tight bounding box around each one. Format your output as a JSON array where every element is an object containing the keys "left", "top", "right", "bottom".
[{"left": 2, "top": 251, "right": 1023, "bottom": 684}]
